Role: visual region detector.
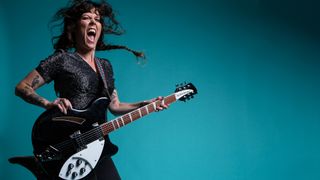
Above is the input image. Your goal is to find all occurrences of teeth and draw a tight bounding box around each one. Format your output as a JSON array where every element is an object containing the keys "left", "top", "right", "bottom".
[{"left": 88, "top": 28, "right": 96, "bottom": 34}]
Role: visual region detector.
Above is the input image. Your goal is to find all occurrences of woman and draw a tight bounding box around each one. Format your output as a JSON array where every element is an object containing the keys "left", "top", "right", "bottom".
[{"left": 15, "top": 0, "right": 167, "bottom": 179}]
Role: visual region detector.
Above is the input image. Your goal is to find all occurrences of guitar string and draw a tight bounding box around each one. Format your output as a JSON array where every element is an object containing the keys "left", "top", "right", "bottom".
[
  {"left": 52, "top": 113, "right": 139, "bottom": 151},
  {"left": 52, "top": 104, "right": 158, "bottom": 151},
  {"left": 52, "top": 97, "right": 175, "bottom": 151},
  {"left": 48, "top": 97, "right": 175, "bottom": 153}
]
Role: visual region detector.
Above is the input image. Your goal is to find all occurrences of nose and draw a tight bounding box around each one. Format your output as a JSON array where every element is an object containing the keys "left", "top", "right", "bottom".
[{"left": 89, "top": 18, "right": 96, "bottom": 24}]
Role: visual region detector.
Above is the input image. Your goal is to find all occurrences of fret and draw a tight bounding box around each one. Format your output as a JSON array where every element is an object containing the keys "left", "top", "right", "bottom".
[
  {"left": 118, "top": 117, "right": 123, "bottom": 127},
  {"left": 129, "top": 113, "right": 133, "bottom": 122},
  {"left": 145, "top": 106, "right": 149, "bottom": 114},
  {"left": 109, "top": 123, "right": 114, "bottom": 131},
  {"left": 110, "top": 121, "right": 116, "bottom": 130},
  {"left": 121, "top": 116, "right": 125, "bottom": 125},
  {"left": 113, "top": 120, "right": 119, "bottom": 129},
  {"left": 115, "top": 120, "right": 121, "bottom": 128},
  {"left": 152, "top": 102, "right": 156, "bottom": 110},
  {"left": 138, "top": 108, "right": 142, "bottom": 117}
]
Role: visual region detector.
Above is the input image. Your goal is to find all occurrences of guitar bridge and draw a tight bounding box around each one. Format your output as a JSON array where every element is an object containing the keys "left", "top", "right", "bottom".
[{"left": 36, "top": 145, "right": 61, "bottom": 162}]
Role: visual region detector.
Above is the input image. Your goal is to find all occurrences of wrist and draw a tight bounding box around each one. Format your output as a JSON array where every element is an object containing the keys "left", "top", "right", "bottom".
[{"left": 43, "top": 100, "right": 52, "bottom": 109}]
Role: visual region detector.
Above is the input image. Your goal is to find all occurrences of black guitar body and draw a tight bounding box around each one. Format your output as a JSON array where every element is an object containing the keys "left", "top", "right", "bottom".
[{"left": 31, "top": 97, "right": 117, "bottom": 179}]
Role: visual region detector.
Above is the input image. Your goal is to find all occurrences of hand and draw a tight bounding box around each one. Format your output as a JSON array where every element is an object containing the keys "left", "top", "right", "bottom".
[
  {"left": 46, "top": 98, "right": 73, "bottom": 114},
  {"left": 142, "top": 96, "right": 169, "bottom": 112}
]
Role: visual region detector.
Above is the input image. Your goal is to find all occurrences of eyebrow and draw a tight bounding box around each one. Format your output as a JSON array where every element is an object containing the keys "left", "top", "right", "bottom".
[{"left": 82, "top": 13, "right": 100, "bottom": 17}]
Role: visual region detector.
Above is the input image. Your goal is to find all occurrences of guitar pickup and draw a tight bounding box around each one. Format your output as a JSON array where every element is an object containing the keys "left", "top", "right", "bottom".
[{"left": 70, "top": 131, "right": 88, "bottom": 151}]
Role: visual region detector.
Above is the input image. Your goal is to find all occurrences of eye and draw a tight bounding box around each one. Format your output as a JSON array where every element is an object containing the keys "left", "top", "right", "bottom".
[{"left": 81, "top": 16, "right": 90, "bottom": 20}]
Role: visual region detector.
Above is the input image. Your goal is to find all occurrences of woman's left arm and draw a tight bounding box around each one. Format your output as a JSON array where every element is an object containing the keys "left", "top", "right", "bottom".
[{"left": 108, "top": 90, "right": 168, "bottom": 116}]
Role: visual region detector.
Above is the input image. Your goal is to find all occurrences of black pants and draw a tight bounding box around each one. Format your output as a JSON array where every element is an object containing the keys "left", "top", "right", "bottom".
[{"left": 84, "top": 156, "right": 121, "bottom": 180}]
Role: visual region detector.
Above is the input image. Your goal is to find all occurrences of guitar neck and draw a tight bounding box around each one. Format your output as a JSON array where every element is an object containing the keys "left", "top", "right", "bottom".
[{"left": 100, "top": 94, "right": 177, "bottom": 136}]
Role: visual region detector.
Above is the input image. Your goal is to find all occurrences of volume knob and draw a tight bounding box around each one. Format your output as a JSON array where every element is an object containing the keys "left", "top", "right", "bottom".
[
  {"left": 72, "top": 172, "right": 78, "bottom": 178},
  {"left": 80, "top": 168, "right": 86, "bottom": 175},
  {"left": 76, "top": 159, "right": 82, "bottom": 166},
  {"left": 68, "top": 163, "right": 74, "bottom": 170}
]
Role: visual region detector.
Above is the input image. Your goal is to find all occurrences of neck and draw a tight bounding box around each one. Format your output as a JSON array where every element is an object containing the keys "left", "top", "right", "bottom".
[{"left": 76, "top": 49, "right": 95, "bottom": 63}]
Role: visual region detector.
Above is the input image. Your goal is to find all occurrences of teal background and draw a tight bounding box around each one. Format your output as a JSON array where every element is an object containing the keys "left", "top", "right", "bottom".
[{"left": 1, "top": 0, "right": 320, "bottom": 179}]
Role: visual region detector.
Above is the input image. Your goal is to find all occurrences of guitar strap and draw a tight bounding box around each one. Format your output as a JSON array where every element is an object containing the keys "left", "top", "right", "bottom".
[
  {"left": 95, "top": 58, "right": 112, "bottom": 100},
  {"left": 95, "top": 58, "right": 119, "bottom": 155}
]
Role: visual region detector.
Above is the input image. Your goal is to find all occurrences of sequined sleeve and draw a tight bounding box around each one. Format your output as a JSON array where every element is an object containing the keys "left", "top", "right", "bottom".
[{"left": 35, "top": 52, "right": 64, "bottom": 83}]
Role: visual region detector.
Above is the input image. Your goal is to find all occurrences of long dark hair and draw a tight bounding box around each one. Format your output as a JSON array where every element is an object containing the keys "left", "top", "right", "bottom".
[{"left": 51, "top": 0, "right": 144, "bottom": 58}]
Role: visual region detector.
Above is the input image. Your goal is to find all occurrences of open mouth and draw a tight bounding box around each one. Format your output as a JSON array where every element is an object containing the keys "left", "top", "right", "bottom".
[{"left": 87, "top": 28, "right": 96, "bottom": 42}]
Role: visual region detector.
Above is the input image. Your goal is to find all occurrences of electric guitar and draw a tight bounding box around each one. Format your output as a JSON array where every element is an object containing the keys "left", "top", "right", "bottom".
[{"left": 9, "top": 83, "right": 197, "bottom": 179}]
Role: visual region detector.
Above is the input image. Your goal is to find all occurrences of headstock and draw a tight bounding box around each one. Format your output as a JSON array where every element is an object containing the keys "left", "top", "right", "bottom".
[{"left": 174, "top": 82, "right": 198, "bottom": 102}]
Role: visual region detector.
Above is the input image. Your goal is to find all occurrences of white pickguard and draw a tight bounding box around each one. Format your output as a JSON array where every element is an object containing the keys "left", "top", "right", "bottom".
[{"left": 59, "top": 139, "right": 105, "bottom": 180}]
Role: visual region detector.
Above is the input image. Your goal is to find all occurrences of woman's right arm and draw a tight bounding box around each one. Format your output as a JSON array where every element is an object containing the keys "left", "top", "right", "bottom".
[
  {"left": 15, "top": 70, "right": 50, "bottom": 108},
  {"left": 15, "top": 70, "right": 72, "bottom": 113}
]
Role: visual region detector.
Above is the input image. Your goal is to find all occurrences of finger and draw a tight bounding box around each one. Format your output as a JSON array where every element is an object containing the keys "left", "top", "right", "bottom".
[
  {"left": 57, "top": 104, "right": 65, "bottom": 114},
  {"left": 58, "top": 101, "right": 68, "bottom": 114},
  {"left": 156, "top": 106, "right": 163, "bottom": 111},
  {"left": 162, "top": 104, "right": 168, "bottom": 109},
  {"left": 66, "top": 100, "right": 73, "bottom": 109},
  {"left": 61, "top": 98, "right": 73, "bottom": 109},
  {"left": 160, "top": 99, "right": 165, "bottom": 106},
  {"left": 159, "top": 98, "right": 168, "bottom": 108}
]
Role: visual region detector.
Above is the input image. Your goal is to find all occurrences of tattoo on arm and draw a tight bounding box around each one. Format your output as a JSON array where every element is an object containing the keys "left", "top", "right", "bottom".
[
  {"left": 31, "top": 75, "right": 40, "bottom": 88},
  {"left": 15, "top": 85, "right": 47, "bottom": 108}
]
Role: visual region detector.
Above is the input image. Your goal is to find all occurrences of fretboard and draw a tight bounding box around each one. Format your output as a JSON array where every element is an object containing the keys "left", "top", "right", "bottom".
[{"left": 100, "top": 94, "right": 176, "bottom": 136}]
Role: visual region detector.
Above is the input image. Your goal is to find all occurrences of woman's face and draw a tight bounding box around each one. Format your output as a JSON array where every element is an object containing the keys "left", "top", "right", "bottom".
[{"left": 74, "top": 8, "right": 102, "bottom": 52}]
